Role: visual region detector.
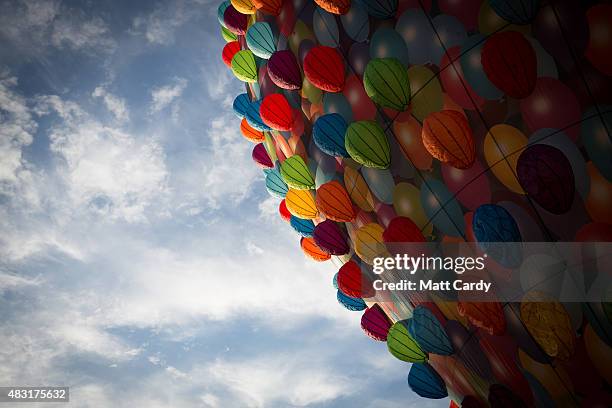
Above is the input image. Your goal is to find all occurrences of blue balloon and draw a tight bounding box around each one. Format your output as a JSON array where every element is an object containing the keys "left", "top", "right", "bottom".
[
  {"left": 355, "top": 0, "right": 397, "bottom": 19},
  {"left": 233, "top": 93, "right": 251, "bottom": 118},
  {"left": 361, "top": 168, "right": 394, "bottom": 204},
  {"left": 337, "top": 290, "right": 366, "bottom": 311},
  {"left": 313, "top": 113, "right": 349, "bottom": 158},
  {"left": 323, "top": 93, "right": 353, "bottom": 123},
  {"left": 420, "top": 178, "right": 465, "bottom": 237},
  {"left": 407, "top": 363, "right": 448, "bottom": 399},
  {"left": 460, "top": 34, "right": 503, "bottom": 100},
  {"left": 217, "top": 1, "right": 230, "bottom": 28},
  {"left": 265, "top": 167, "right": 288, "bottom": 198},
  {"left": 581, "top": 106, "right": 612, "bottom": 182},
  {"left": 246, "top": 22, "right": 276, "bottom": 59},
  {"left": 473, "top": 204, "right": 522, "bottom": 268},
  {"left": 340, "top": 3, "right": 369, "bottom": 43},
  {"left": 408, "top": 306, "right": 453, "bottom": 355},
  {"left": 313, "top": 7, "right": 339, "bottom": 47},
  {"left": 370, "top": 27, "right": 409, "bottom": 66},
  {"left": 290, "top": 216, "right": 315, "bottom": 237},
  {"left": 430, "top": 15, "right": 466, "bottom": 66},
  {"left": 395, "top": 9, "right": 435, "bottom": 65},
  {"left": 245, "top": 99, "right": 271, "bottom": 131},
  {"left": 489, "top": 0, "right": 540, "bottom": 25}
]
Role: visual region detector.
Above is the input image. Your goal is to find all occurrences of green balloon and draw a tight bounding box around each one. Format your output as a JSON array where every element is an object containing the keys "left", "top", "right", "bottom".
[
  {"left": 345, "top": 120, "right": 391, "bottom": 169},
  {"left": 387, "top": 320, "right": 427, "bottom": 363},
  {"left": 231, "top": 50, "right": 258, "bottom": 83},
  {"left": 221, "top": 26, "right": 237, "bottom": 43},
  {"left": 280, "top": 155, "right": 315, "bottom": 190},
  {"left": 363, "top": 58, "right": 410, "bottom": 111}
]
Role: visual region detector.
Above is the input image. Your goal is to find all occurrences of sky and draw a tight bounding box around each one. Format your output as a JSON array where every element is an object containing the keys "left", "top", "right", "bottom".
[{"left": 0, "top": 1, "right": 448, "bottom": 407}]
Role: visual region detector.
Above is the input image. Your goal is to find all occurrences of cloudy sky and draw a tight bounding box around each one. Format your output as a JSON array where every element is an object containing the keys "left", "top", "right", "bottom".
[{"left": 0, "top": 1, "right": 447, "bottom": 406}]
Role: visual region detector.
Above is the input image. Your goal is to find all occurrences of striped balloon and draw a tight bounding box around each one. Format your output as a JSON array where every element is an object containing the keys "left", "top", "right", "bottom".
[
  {"left": 387, "top": 320, "right": 427, "bottom": 362},
  {"left": 343, "top": 166, "right": 375, "bottom": 211},
  {"left": 245, "top": 99, "right": 272, "bottom": 131},
  {"left": 265, "top": 168, "right": 288, "bottom": 198},
  {"left": 315, "top": 0, "right": 351, "bottom": 15},
  {"left": 285, "top": 189, "right": 319, "bottom": 219},
  {"left": 408, "top": 306, "right": 453, "bottom": 355},
  {"left": 361, "top": 304, "right": 392, "bottom": 341},
  {"left": 316, "top": 180, "right": 355, "bottom": 222},
  {"left": 246, "top": 22, "right": 276, "bottom": 59},
  {"left": 422, "top": 110, "right": 475, "bottom": 169},
  {"left": 337, "top": 260, "right": 373, "bottom": 298},
  {"left": 408, "top": 362, "right": 448, "bottom": 399},
  {"left": 354, "top": 223, "right": 387, "bottom": 265},
  {"left": 231, "top": 0, "right": 255, "bottom": 14},
  {"left": 363, "top": 58, "right": 410, "bottom": 111},
  {"left": 345, "top": 121, "right": 391, "bottom": 169},
  {"left": 301, "top": 237, "right": 331, "bottom": 261},
  {"left": 312, "top": 113, "right": 349, "bottom": 157},
  {"left": 231, "top": 50, "right": 258, "bottom": 83},
  {"left": 268, "top": 50, "right": 302, "bottom": 90},
  {"left": 337, "top": 290, "right": 366, "bottom": 311},
  {"left": 313, "top": 220, "right": 349, "bottom": 255},
  {"left": 233, "top": 93, "right": 251, "bottom": 118},
  {"left": 240, "top": 118, "right": 265, "bottom": 143},
  {"left": 280, "top": 155, "right": 315, "bottom": 190},
  {"left": 290, "top": 216, "right": 315, "bottom": 237}
]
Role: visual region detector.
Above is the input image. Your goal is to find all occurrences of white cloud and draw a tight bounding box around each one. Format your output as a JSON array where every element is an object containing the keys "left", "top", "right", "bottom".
[
  {"left": 150, "top": 77, "right": 187, "bottom": 114},
  {"left": 51, "top": 12, "right": 116, "bottom": 53},
  {"left": 92, "top": 86, "right": 129, "bottom": 122}
]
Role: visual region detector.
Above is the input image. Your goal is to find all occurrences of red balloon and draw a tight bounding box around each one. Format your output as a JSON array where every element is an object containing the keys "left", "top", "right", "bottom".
[
  {"left": 222, "top": 41, "right": 241, "bottom": 67},
  {"left": 520, "top": 77, "right": 581, "bottom": 141},
  {"left": 337, "top": 260, "right": 374, "bottom": 298},
  {"left": 586, "top": 5, "right": 612, "bottom": 76},
  {"left": 382, "top": 216, "right": 426, "bottom": 243},
  {"left": 481, "top": 31, "right": 537, "bottom": 99},
  {"left": 252, "top": 143, "right": 273, "bottom": 169},
  {"left": 441, "top": 159, "right": 491, "bottom": 211},
  {"left": 343, "top": 74, "right": 377, "bottom": 121},
  {"left": 575, "top": 222, "right": 612, "bottom": 242},
  {"left": 440, "top": 46, "right": 485, "bottom": 110},
  {"left": 303, "top": 46, "right": 345, "bottom": 93},
  {"left": 279, "top": 199, "right": 291, "bottom": 222},
  {"left": 260, "top": 93, "right": 294, "bottom": 131},
  {"left": 361, "top": 304, "right": 392, "bottom": 341},
  {"left": 223, "top": 5, "right": 248, "bottom": 35}
]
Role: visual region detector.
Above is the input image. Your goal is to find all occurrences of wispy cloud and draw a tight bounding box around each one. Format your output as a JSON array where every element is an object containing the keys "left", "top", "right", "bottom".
[
  {"left": 92, "top": 86, "right": 129, "bottom": 122},
  {"left": 150, "top": 77, "right": 187, "bottom": 114}
]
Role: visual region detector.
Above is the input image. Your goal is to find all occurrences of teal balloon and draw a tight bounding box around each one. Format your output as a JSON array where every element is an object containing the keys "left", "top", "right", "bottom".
[
  {"left": 313, "top": 7, "right": 339, "bottom": 47},
  {"left": 370, "top": 27, "right": 409, "bottom": 66},
  {"left": 246, "top": 22, "right": 276, "bottom": 59},
  {"left": 337, "top": 290, "right": 366, "bottom": 311},
  {"left": 233, "top": 93, "right": 251, "bottom": 118},
  {"left": 265, "top": 167, "right": 288, "bottom": 198},
  {"left": 395, "top": 9, "right": 435, "bottom": 65},
  {"left": 361, "top": 167, "right": 394, "bottom": 204},
  {"left": 323, "top": 93, "right": 353, "bottom": 123},
  {"left": 217, "top": 1, "right": 230, "bottom": 28},
  {"left": 420, "top": 178, "right": 465, "bottom": 237},
  {"left": 245, "top": 99, "right": 272, "bottom": 131},
  {"left": 430, "top": 15, "right": 466, "bottom": 66},
  {"left": 290, "top": 216, "right": 315, "bottom": 237},
  {"left": 460, "top": 34, "right": 503, "bottom": 100},
  {"left": 408, "top": 306, "right": 453, "bottom": 355},
  {"left": 341, "top": 3, "right": 369, "bottom": 43},
  {"left": 581, "top": 106, "right": 612, "bottom": 182},
  {"left": 407, "top": 362, "right": 448, "bottom": 399},
  {"left": 332, "top": 272, "right": 338, "bottom": 289}
]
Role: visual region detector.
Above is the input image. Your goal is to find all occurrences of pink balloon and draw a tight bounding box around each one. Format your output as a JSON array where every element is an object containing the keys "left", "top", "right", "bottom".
[
  {"left": 343, "top": 74, "right": 377, "bottom": 121},
  {"left": 441, "top": 159, "right": 491, "bottom": 210},
  {"left": 440, "top": 46, "right": 486, "bottom": 110},
  {"left": 520, "top": 77, "right": 581, "bottom": 141},
  {"left": 375, "top": 203, "right": 397, "bottom": 228}
]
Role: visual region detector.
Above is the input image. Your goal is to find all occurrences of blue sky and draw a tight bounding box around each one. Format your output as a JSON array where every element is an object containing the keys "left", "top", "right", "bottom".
[{"left": 0, "top": 1, "right": 447, "bottom": 406}]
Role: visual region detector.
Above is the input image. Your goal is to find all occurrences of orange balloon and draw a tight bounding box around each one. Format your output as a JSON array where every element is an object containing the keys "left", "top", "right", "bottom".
[
  {"left": 300, "top": 237, "right": 331, "bottom": 261},
  {"left": 240, "top": 118, "right": 265, "bottom": 143},
  {"left": 343, "top": 166, "right": 376, "bottom": 212},
  {"left": 316, "top": 181, "right": 356, "bottom": 222},
  {"left": 314, "top": 0, "right": 350, "bottom": 15},
  {"left": 585, "top": 162, "right": 612, "bottom": 224},
  {"left": 457, "top": 301, "right": 505, "bottom": 335},
  {"left": 392, "top": 116, "right": 433, "bottom": 170},
  {"left": 252, "top": 0, "right": 282, "bottom": 15},
  {"left": 422, "top": 110, "right": 476, "bottom": 169}
]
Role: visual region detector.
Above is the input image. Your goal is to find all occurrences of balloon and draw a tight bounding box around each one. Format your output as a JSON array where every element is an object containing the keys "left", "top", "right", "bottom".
[
  {"left": 313, "top": 220, "right": 350, "bottom": 256},
  {"left": 361, "top": 167, "right": 394, "bottom": 203},
  {"left": 290, "top": 216, "right": 315, "bottom": 237},
  {"left": 231, "top": 50, "right": 258, "bottom": 83},
  {"left": 279, "top": 199, "right": 291, "bottom": 222},
  {"left": 387, "top": 320, "right": 427, "bottom": 362},
  {"left": 233, "top": 93, "right": 251, "bottom": 119},
  {"left": 312, "top": 113, "right": 349, "bottom": 157},
  {"left": 343, "top": 74, "right": 377, "bottom": 121},
  {"left": 289, "top": 20, "right": 315, "bottom": 57},
  {"left": 370, "top": 27, "right": 409, "bottom": 66},
  {"left": 440, "top": 46, "right": 486, "bottom": 110},
  {"left": 231, "top": 0, "right": 255, "bottom": 14},
  {"left": 344, "top": 166, "right": 375, "bottom": 211},
  {"left": 315, "top": 0, "right": 351, "bottom": 15},
  {"left": 586, "top": 5, "right": 612, "bottom": 76},
  {"left": 337, "top": 290, "right": 367, "bottom": 311},
  {"left": 280, "top": 155, "right": 315, "bottom": 190},
  {"left": 392, "top": 116, "right": 433, "bottom": 170},
  {"left": 407, "top": 65, "right": 443, "bottom": 121},
  {"left": 303, "top": 46, "right": 345, "bottom": 93},
  {"left": 252, "top": 143, "right": 273, "bottom": 169},
  {"left": 383, "top": 216, "right": 426, "bottom": 244},
  {"left": 395, "top": 8, "right": 436, "bottom": 65},
  {"left": 472, "top": 204, "right": 521, "bottom": 242},
  {"left": 223, "top": 4, "right": 248, "bottom": 35},
  {"left": 408, "top": 362, "right": 448, "bottom": 399},
  {"left": 481, "top": 31, "right": 537, "bottom": 99},
  {"left": 458, "top": 301, "right": 506, "bottom": 336},
  {"left": 221, "top": 26, "right": 238, "bottom": 42},
  {"left": 323, "top": 92, "right": 353, "bottom": 123},
  {"left": 361, "top": 304, "right": 392, "bottom": 341},
  {"left": 409, "top": 306, "right": 454, "bottom": 355},
  {"left": 341, "top": 4, "right": 369, "bottom": 43},
  {"left": 585, "top": 162, "right": 612, "bottom": 224},
  {"left": 260, "top": 93, "right": 294, "bottom": 131},
  {"left": 252, "top": 0, "right": 282, "bottom": 15},
  {"left": 430, "top": 15, "right": 467, "bottom": 66},
  {"left": 442, "top": 160, "right": 491, "bottom": 211},
  {"left": 488, "top": 384, "right": 528, "bottom": 408},
  {"left": 313, "top": 7, "right": 340, "bottom": 47},
  {"left": 518, "top": 350, "right": 575, "bottom": 404},
  {"left": 420, "top": 178, "right": 466, "bottom": 237},
  {"left": 516, "top": 144, "right": 575, "bottom": 214},
  {"left": 246, "top": 22, "right": 276, "bottom": 59},
  {"left": 354, "top": 223, "right": 387, "bottom": 265},
  {"left": 422, "top": 110, "right": 476, "bottom": 169},
  {"left": 581, "top": 106, "right": 612, "bottom": 182},
  {"left": 489, "top": 0, "right": 540, "bottom": 25},
  {"left": 356, "top": 0, "right": 398, "bottom": 19},
  {"left": 520, "top": 77, "right": 581, "bottom": 141},
  {"left": 265, "top": 167, "right": 288, "bottom": 198},
  {"left": 393, "top": 183, "right": 433, "bottom": 236},
  {"left": 438, "top": 0, "right": 481, "bottom": 31},
  {"left": 240, "top": 118, "right": 265, "bottom": 143},
  {"left": 222, "top": 41, "right": 241, "bottom": 67},
  {"left": 316, "top": 180, "right": 356, "bottom": 222},
  {"left": 345, "top": 121, "right": 391, "bottom": 169},
  {"left": 268, "top": 50, "right": 302, "bottom": 90},
  {"left": 218, "top": 1, "right": 231, "bottom": 27},
  {"left": 301, "top": 236, "right": 331, "bottom": 261},
  {"left": 338, "top": 260, "right": 374, "bottom": 298},
  {"left": 285, "top": 188, "right": 318, "bottom": 219},
  {"left": 483, "top": 124, "right": 527, "bottom": 194},
  {"left": 444, "top": 320, "right": 493, "bottom": 380},
  {"left": 363, "top": 58, "right": 410, "bottom": 111}
]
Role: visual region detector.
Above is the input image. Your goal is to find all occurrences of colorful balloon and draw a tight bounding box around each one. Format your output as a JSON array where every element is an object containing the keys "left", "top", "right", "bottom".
[
  {"left": 441, "top": 160, "right": 491, "bottom": 211},
  {"left": 440, "top": 46, "right": 486, "bottom": 110},
  {"left": 341, "top": 3, "right": 369, "bottom": 42},
  {"left": 393, "top": 183, "right": 433, "bottom": 236},
  {"left": 387, "top": 320, "right": 427, "bottom": 362},
  {"left": 408, "top": 363, "right": 448, "bottom": 399},
  {"left": 285, "top": 189, "right": 318, "bottom": 219},
  {"left": 290, "top": 216, "right": 315, "bottom": 237},
  {"left": 483, "top": 124, "right": 527, "bottom": 194},
  {"left": 221, "top": 25, "right": 238, "bottom": 42},
  {"left": 246, "top": 22, "right": 276, "bottom": 59},
  {"left": 223, "top": 4, "right": 248, "bottom": 34},
  {"left": 392, "top": 116, "right": 433, "bottom": 170},
  {"left": 279, "top": 199, "right": 291, "bottom": 222},
  {"left": 252, "top": 0, "right": 282, "bottom": 15},
  {"left": 315, "top": 0, "right": 351, "bottom": 15},
  {"left": 337, "top": 260, "right": 374, "bottom": 298},
  {"left": 222, "top": 41, "right": 241, "bottom": 67},
  {"left": 260, "top": 93, "right": 294, "bottom": 131},
  {"left": 370, "top": 27, "right": 409, "bottom": 66},
  {"left": 268, "top": 50, "right": 302, "bottom": 90},
  {"left": 422, "top": 110, "right": 475, "bottom": 169},
  {"left": 316, "top": 180, "right": 356, "bottom": 222},
  {"left": 280, "top": 155, "right": 315, "bottom": 190},
  {"left": 343, "top": 74, "right": 377, "bottom": 121},
  {"left": 337, "top": 290, "right": 367, "bottom": 310},
  {"left": 354, "top": 223, "right": 387, "bottom": 265},
  {"left": 252, "top": 143, "right": 274, "bottom": 169},
  {"left": 361, "top": 304, "right": 392, "bottom": 341},
  {"left": 344, "top": 166, "right": 376, "bottom": 211},
  {"left": 218, "top": 1, "right": 231, "bottom": 27},
  {"left": 420, "top": 178, "right": 466, "bottom": 237},
  {"left": 313, "top": 220, "right": 350, "bottom": 255},
  {"left": 313, "top": 6, "right": 340, "bottom": 47},
  {"left": 345, "top": 121, "right": 391, "bottom": 169},
  {"left": 231, "top": 50, "right": 258, "bottom": 83},
  {"left": 383, "top": 216, "right": 426, "bottom": 244},
  {"left": 407, "top": 65, "right": 443, "bottom": 121},
  {"left": 304, "top": 46, "right": 345, "bottom": 92},
  {"left": 265, "top": 167, "right": 288, "bottom": 198},
  {"left": 409, "top": 306, "right": 453, "bottom": 355},
  {"left": 231, "top": 0, "right": 255, "bottom": 14},
  {"left": 363, "top": 58, "right": 410, "bottom": 111}
]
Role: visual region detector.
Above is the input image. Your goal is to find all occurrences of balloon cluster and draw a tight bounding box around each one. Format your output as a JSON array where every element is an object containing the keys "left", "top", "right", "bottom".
[{"left": 218, "top": 0, "right": 612, "bottom": 406}]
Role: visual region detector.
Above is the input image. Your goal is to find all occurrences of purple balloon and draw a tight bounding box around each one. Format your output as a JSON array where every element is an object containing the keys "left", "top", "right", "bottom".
[
  {"left": 313, "top": 220, "right": 349, "bottom": 255},
  {"left": 267, "top": 50, "right": 302, "bottom": 90},
  {"left": 223, "top": 5, "right": 248, "bottom": 35},
  {"left": 444, "top": 320, "right": 493, "bottom": 380},
  {"left": 252, "top": 143, "right": 273, "bottom": 169},
  {"left": 517, "top": 144, "right": 575, "bottom": 215}
]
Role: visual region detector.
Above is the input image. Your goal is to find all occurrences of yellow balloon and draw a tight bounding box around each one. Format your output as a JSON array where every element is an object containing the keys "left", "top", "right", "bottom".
[
  {"left": 302, "top": 77, "right": 322, "bottom": 104},
  {"left": 584, "top": 323, "right": 612, "bottom": 385},
  {"left": 344, "top": 166, "right": 375, "bottom": 212},
  {"left": 484, "top": 124, "right": 527, "bottom": 194},
  {"left": 231, "top": 0, "right": 256, "bottom": 14},
  {"left": 407, "top": 65, "right": 443, "bottom": 122},
  {"left": 478, "top": 1, "right": 532, "bottom": 36},
  {"left": 392, "top": 182, "right": 433, "bottom": 236},
  {"left": 354, "top": 223, "right": 389, "bottom": 265},
  {"left": 289, "top": 20, "right": 315, "bottom": 56},
  {"left": 285, "top": 189, "right": 318, "bottom": 219},
  {"left": 518, "top": 350, "right": 574, "bottom": 404}
]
